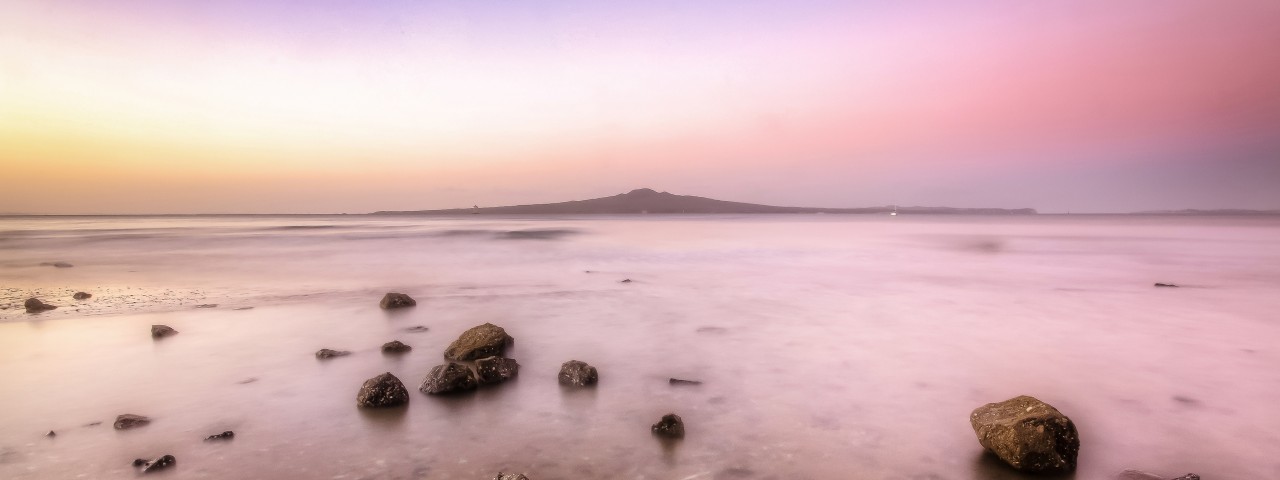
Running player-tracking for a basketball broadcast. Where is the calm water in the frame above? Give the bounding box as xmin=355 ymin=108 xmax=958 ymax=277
xmin=1 ymin=215 xmax=1278 ymax=479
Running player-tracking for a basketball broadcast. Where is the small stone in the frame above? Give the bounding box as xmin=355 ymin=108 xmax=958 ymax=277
xmin=114 ymin=414 xmax=151 ymax=430
xmin=40 ymin=261 xmax=73 ymax=268
xmin=24 ymin=297 xmax=57 ymax=313
xmin=619 ymin=279 xmax=633 ymax=283
xmin=970 ymin=395 xmax=1079 ymax=472
xmin=1117 ymin=471 xmax=1201 ymax=480
xmin=379 ymin=292 xmax=417 ymax=309
xmin=476 ymin=356 xmax=520 ymax=384
xmin=1154 ymin=283 xmax=1179 ymax=288
xmin=45 ymin=430 xmax=55 ymax=437
xmin=651 ymin=413 xmax=685 ymax=438
xmin=73 ymin=292 xmax=92 ymax=300
xmin=151 ymin=324 xmax=178 ymax=338
xmin=315 ymin=349 xmax=351 ymax=359
xmin=558 ymin=360 xmax=598 ymax=387
xmin=357 ymin=372 xmax=410 ymax=407
xmin=195 ymin=304 xmax=218 ymax=308
xmin=669 ymin=378 xmax=702 ymax=386
xmin=134 ymin=454 xmax=176 ymax=473
xmin=420 ymin=363 xmax=478 ymax=394
xmin=494 ymin=473 xmax=531 ymax=480
xmin=381 ymin=340 xmax=412 ymax=353
xmin=204 ymin=431 xmax=234 ymax=441
xmin=404 ymin=325 xmax=430 ymax=333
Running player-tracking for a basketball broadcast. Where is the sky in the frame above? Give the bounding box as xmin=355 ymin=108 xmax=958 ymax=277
xmin=2 ymin=0 xmax=1279 ymax=214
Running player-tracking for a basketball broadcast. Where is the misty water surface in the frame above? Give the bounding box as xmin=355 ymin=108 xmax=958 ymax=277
xmin=1 ymin=215 xmax=1278 ymax=479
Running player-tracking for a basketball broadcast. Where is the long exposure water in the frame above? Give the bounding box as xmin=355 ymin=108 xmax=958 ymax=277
xmin=1 ymin=214 xmax=1278 ymax=479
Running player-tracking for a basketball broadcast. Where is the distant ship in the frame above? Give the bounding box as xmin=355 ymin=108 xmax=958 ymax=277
xmin=890 ymin=205 xmax=898 ymax=216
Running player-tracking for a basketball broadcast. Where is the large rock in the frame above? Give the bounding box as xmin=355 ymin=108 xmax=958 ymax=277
xmin=970 ymin=395 xmax=1079 ymax=472
xmin=493 ymin=474 xmax=530 ymax=480
xmin=1118 ymin=471 xmax=1200 ymax=480
xmin=204 ymin=431 xmax=235 ymax=441
xmin=476 ymin=356 xmax=520 ymax=384
xmin=651 ymin=413 xmax=685 ymax=438
xmin=114 ymin=414 xmax=151 ymax=430
xmin=151 ymin=325 xmax=178 ymax=338
xmin=558 ymin=360 xmax=598 ymax=386
xmin=381 ymin=340 xmax=412 ymax=353
xmin=24 ymin=298 xmax=57 ymax=313
xmin=443 ymin=323 xmax=513 ymax=361
xmin=316 ymin=349 xmax=351 ymax=359
xmin=357 ymin=372 xmax=410 ymax=407
xmin=420 ymin=363 xmax=478 ymax=394
xmin=73 ymin=292 xmax=92 ymax=300
xmin=379 ymin=292 xmax=417 ymax=309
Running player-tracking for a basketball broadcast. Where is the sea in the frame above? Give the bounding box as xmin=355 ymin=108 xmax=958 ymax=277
xmin=1 ymin=214 xmax=1278 ymax=479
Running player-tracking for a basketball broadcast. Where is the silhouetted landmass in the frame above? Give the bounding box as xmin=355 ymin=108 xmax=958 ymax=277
xmin=374 ymin=188 xmax=1039 ymax=215
xmin=1133 ymin=209 xmax=1280 ymax=215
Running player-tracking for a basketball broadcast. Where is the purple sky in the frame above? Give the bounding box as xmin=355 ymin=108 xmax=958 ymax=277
xmin=2 ymin=0 xmax=1279 ymax=213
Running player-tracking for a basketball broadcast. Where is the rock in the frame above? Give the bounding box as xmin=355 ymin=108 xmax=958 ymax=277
xmin=357 ymin=372 xmax=410 ymax=407
xmin=83 ymin=421 xmax=102 ymax=427
xmin=133 ymin=454 xmax=176 ymax=473
xmin=45 ymin=430 xmax=55 ymax=437
xmin=195 ymin=304 xmax=218 ymax=308
xmin=420 ymin=363 xmax=478 ymax=394
xmin=651 ymin=413 xmax=685 ymax=438
xmin=620 ymin=279 xmax=633 ymax=283
xmin=315 ymin=349 xmax=351 ymax=359
xmin=1117 ymin=471 xmax=1200 ymax=480
xmin=558 ymin=360 xmax=598 ymax=386
xmin=695 ymin=326 xmax=728 ymax=334
xmin=24 ymin=297 xmax=57 ymax=313
xmin=73 ymin=292 xmax=92 ymax=300
xmin=151 ymin=324 xmax=178 ymax=338
xmin=669 ymin=378 xmax=702 ymax=386
xmin=404 ymin=325 xmax=430 ymax=333
xmin=494 ymin=474 xmax=530 ymax=480
xmin=970 ymin=395 xmax=1079 ymax=473
xmin=443 ymin=323 xmax=513 ymax=361
xmin=1154 ymin=283 xmax=1180 ymax=288
xmin=476 ymin=356 xmax=520 ymax=384
xmin=379 ymin=292 xmax=417 ymax=309
xmin=114 ymin=414 xmax=151 ymax=430
xmin=40 ymin=261 xmax=73 ymax=268
xmin=204 ymin=431 xmax=235 ymax=441
xmin=381 ymin=340 xmax=412 ymax=353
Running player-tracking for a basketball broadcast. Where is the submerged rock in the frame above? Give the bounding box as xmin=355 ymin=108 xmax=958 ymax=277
xmin=669 ymin=378 xmax=702 ymax=386
xmin=443 ymin=323 xmax=513 ymax=361
xmin=476 ymin=356 xmax=520 ymax=384
xmin=151 ymin=324 xmax=178 ymax=338
xmin=970 ymin=395 xmax=1079 ymax=472
xmin=40 ymin=261 xmax=73 ymax=268
xmin=404 ymin=325 xmax=430 ymax=333
xmin=558 ymin=360 xmax=598 ymax=387
xmin=204 ymin=431 xmax=235 ymax=441
xmin=420 ymin=363 xmax=478 ymax=394
xmin=619 ymin=278 xmax=633 ymax=283
xmin=493 ymin=473 xmax=530 ymax=480
xmin=1118 ymin=471 xmax=1200 ymax=480
xmin=1154 ymin=283 xmax=1180 ymax=288
xmin=132 ymin=454 xmax=176 ymax=473
xmin=357 ymin=372 xmax=410 ymax=407
xmin=379 ymin=292 xmax=417 ymax=309
xmin=315 ymin=349 xmax=351 ymax=359
xmin=24 ymin=298 xmax=57 ymax=313
xmin=73 ymin=292 xmax=92 ymax=300
xmin=195 ymin=304 xmax=218 ymax=308
xmin=45 ymin=430 xmax=55 ymax=437
xmin=381 ymin=340 xmax=412 ymax=353
xmin=114 ymin=414 xmax=151 ymax=430
xmin=651 ymin=413 xmax=685 ymax=438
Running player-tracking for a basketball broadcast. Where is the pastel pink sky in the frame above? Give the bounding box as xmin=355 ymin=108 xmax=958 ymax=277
xmin=2 ymin=0 xmax=1278 ymax=213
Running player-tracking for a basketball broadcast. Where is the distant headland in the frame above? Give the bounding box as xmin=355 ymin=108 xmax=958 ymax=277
xmin=373 ymin=188 xmax=1040 ymax=215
